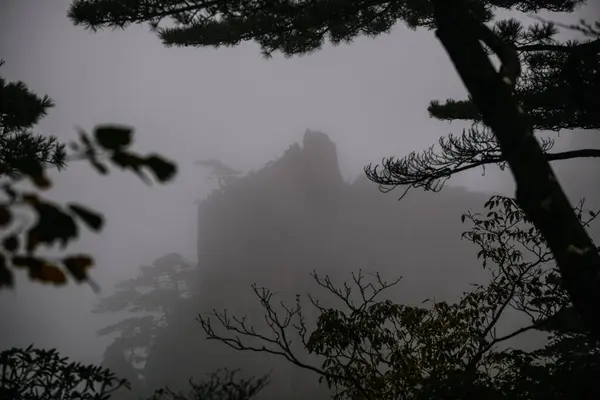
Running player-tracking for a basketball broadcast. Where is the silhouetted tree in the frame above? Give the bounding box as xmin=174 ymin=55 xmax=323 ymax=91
xmin=65 ymin=1 xmax=582 ymax=56
xmin=0 ymin=345 xmax=267 ymax=400
xmin=197 ymin=195 xmax=600 ymax=399
xmin=148 ymin=370 xmax=268 ymax=400
xmin=0 ymin=60 xmax=66 ymax=178
xmin=94 ymin=253 xmax=196 ymax=378
xmin=426 ymin=0 xmax=600 ymax=335
xmin=366 ymin=15 xmax=599 ymax=193
xmin=0 ymin=61 xmax=177 ymax=290
xmin=0 ymin=345 xmax=129 ymax=400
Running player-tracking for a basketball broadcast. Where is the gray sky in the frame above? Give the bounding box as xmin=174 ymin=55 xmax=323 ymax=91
xmin=0 ymin=0 xmax=594 ymax=365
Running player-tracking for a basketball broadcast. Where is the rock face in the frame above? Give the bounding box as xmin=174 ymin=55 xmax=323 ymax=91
xmin=143 ymin=130 xmax=495 ymax=399
xmin=301 ymin=129 xmax=344 ymax=184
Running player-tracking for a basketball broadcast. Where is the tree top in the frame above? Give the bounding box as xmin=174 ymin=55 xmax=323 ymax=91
xmin=68 ymin=0 xmax=586 ymax=57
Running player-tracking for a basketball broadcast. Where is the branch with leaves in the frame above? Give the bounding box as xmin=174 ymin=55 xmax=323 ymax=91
xmin=364 ymin=127 xmax=571 ymax=197
xmin=0 ymin=345 xmax=130 ymax=400
xmin=148 ymin=369 xmax=268 ymax=400
xmin=428 ymin=0 xmax=600 ymax=337
xmin=197 ymin=194 xmax=600 ymax=399
xmin=0 ymin=125 xmax=177 ymax=290
xmin=0 ymin=61 xmax=67 ymax=179
xmin=1 ymin=62 xmax=178 ymax=290
xmin=366 ymin=15 xmax=600 ymax=195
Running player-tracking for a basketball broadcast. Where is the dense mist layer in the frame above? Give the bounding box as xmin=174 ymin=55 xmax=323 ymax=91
xmin=129 ymin=130 xmax=530 ymax=399
xmin=1 ymin=1 xmax=599 ymax=399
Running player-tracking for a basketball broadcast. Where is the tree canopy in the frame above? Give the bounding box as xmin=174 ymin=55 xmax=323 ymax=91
xmin=366 ymin=15 xmax=599 ymax=194
xmin=0 ymin=345 xmax=129 ymax=400
xmin=94 ymin=253 xmax=196 ymax=382
xmin=67 ymin=0 xmax=584 ymax=57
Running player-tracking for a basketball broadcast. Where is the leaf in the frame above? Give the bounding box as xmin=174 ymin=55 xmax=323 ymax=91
xmin=68 ymin=204 xmax=104 ymax=231
xmin=29 ymin=173 xmax=52 ymax=190
xmin=110 ymin=151 xmax=149 ymax=183
xmin=12 ymin=255 xmax=66 ymax=285
xmin=111 ymin=151 xmax=143 ymax=168
xmin=29 ymin=263 xmax=67 ymax=285
xmin=2 ymin=236 xmax=19 ymax=252
xmin=63 ymin=255 xmax=94 ymax=282
xmin=144 ymin=155 xmax=177 ymax=183
xmin=0 ymin=206 xmax=12 ymax=226
xmin=26 ymin=201 xmax=78 ymax=251
xmin=26 ymin=230 xmax=41 ymax=252
xmin=94 ymin=125 xmax=133 ymax=150
xmin=14 ymin=159 xmax=50 ymax=189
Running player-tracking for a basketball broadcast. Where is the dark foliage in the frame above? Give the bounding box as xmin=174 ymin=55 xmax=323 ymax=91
xmin=365 ymin=126 xmax=560 ymax=195
xmin=67 ymin=0 xmax=582 ymax=57
xmin=148 ymin=369 xmax=268 ymax=400
xmin=0 ymin=345 xmax=129 ymax=400
xmin=0 ymin=346 xmax=267 ymax=400
xmin=426 ymin=0 xmax=600 ymax=336
xmin=0 ymin=124 xmax=177 ymax=290
xmin=0 ymin=60 xmax=66 ymax=178
xmin=366 ymin=16 xmax=599 ymax=193
xmin=0 ymin=63 xmax=178 ymax=290
xmin=198 ymin=194 xmax=600 ymax=399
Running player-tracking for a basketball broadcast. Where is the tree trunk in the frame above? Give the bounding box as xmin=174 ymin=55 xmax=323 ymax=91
xmin=431 ymin=0 xmax=600 ymax=336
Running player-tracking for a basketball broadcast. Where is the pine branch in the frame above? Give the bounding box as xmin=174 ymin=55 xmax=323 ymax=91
xmin=432 ymin=0 xmax=600 ymax=337
xmin=69 ymin=0 xmax=583 ymax=57
xmin=366 ymin=124 xmax=600 ymax=195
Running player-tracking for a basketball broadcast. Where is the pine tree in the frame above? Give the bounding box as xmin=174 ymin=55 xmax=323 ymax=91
xmin=67 ymin=1 xmax=597 ymax=191
xmin=94 ymin=253 xmax=196 ymax=380
xmin=0 ymin=60 xmax=66 ymax=178
xmin=366 ymin=16 xmax=599 ymax=194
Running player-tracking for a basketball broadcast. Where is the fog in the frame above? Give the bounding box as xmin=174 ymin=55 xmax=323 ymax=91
xmin=0 ymin=0 xmax=598 ymax=398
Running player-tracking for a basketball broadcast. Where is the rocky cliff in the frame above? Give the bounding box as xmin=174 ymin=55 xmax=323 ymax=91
xmin=143 ymin=130 xmax=495 ymax=399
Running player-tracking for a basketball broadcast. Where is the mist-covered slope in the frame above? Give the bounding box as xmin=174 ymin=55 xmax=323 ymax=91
xmin=143 ymin=130 xmax=495 ymax=399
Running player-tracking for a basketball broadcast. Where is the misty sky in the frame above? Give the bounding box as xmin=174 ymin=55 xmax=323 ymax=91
xmin=0 ymin=0 xmax=595 ymax=366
